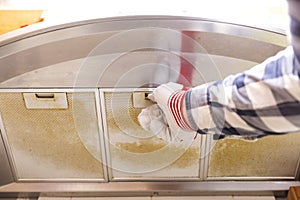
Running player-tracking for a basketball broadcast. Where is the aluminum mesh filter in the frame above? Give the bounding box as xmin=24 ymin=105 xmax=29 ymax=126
xmin=208 ymin=134 xmax=300 ymax=178
xmin=103 ymin=92 xmax=201 ymax=179
xmin=0 ymin=92 xmax=104 ymax=180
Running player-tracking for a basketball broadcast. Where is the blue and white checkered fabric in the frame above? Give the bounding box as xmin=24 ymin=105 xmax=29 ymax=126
xmin=184 ymin=6 xmax=300 ymax=140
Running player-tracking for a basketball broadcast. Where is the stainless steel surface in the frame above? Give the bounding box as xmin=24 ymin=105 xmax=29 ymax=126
xmin=199 ymin=134 xmax=207 ymax=180
xmin=0 ymin=181 xmax=300 ymax=196
xmin=0 ymin=16 xmax=287 ymax=88
xmin=132 ymin=92 xmax=154 ymax=108
xmin=201 ymin=134 xmax=211 ymax=180
xmin=0 ymin=129 xmax=14 ymax=186
xmin=0 ymin=16 xmax=287 ymax=47
xmin=95 ymin=89 xmax=110 ymax=183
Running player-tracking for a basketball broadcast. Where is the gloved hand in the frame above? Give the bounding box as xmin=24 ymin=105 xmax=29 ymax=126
xmin=138 ymin=104 xmax=172 ymax=141
xmin=138 ymin=82 xmax=193 ymax=141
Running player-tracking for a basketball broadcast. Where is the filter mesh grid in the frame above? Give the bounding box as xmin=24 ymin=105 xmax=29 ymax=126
xmin=208 ymin=134 xmax=300 ymax=178
xmin=0 ymin=92 xmax=104 ymax=180
xmin=104 ymin=92 xmax=201 ymax=179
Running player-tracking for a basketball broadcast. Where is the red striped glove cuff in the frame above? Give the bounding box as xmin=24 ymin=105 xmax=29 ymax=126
xmin=169 ymin=90 xmax=193 ymax=131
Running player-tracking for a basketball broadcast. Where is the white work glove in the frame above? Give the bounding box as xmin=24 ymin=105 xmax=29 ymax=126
xmin=138 ymin=82 xmax=193 ymax=141
xmin=138 ymin=104 xmax=172 ymax=141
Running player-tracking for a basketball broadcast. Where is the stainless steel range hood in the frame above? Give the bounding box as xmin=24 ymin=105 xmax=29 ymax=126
xmin=0 ymin=16 xmax=299 ymax=197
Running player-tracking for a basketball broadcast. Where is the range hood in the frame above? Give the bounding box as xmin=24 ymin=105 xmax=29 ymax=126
xmin=0 ymin=16 xmax=299 ymax=197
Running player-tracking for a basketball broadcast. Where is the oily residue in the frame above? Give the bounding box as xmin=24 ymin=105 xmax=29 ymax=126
xmin=0 ymin=92 xmax=104 ymax=179
xmin=104 ymin=92 xmax=201 ymax=176
xmin=172 ymin=147 xmax=199 ymax=168
xmin=115 ymin=140 xmax=165 ymax=153
xmin=105 ymin=92 xmax=141 ymax=127
xmin=115 ymin=140 xmax=199 ymax=169
xmin=208 ymin=134 xmax=300 ymax=177
xmin=105 ymin=92 xmax=151 ymax=138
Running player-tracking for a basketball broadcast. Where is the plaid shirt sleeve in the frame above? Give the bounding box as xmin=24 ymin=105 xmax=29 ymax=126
xmin=184 ymin=1 xmax=300 ymax=139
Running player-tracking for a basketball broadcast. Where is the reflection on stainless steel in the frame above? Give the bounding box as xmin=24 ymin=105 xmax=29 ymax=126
xmin=0 ymin=16 xmax=287 ymax=88
xmin=1 ymin=181 xmax=300 ymax=197
xmin=0 ymin=16 xmax=299 ymax=195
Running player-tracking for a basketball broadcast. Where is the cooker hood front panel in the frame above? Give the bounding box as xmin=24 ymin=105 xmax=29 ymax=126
xmin=0 ymin=17 xmax=298 ymax=193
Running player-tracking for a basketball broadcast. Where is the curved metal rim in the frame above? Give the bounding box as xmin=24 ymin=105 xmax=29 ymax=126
xmin=0 ymin=15 xmax=287 ymax=47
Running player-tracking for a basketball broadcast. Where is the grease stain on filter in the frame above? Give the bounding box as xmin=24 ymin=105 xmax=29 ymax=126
xmin=0 ymin=92 xmax=104 ymax=179
xmin=104 ymin=92 xmax=201 ymax=177
xmin=115 ymin=140 xmax=199 ymax=169
xmin=208 ymin=134 xmax=300 ymax=177
xmin=115 ymin=140 xmax=165 ymax=153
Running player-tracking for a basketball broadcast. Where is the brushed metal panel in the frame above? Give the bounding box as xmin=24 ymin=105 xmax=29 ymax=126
xmin=0 ymin=129 xmax=14 ymax=186
xmin=0 ymin=91 xmax=105 ymax=181
xmin=0 ymin=52 xmax=256 ymax=89
xmin=0 ymin=17 xmax=287 ymax=88
xmin=1 ymin=181 xmax=300 ymax=195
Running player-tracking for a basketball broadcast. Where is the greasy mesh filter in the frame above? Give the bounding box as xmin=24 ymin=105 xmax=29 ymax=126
xmin=105 ymin=92 xmax=153 ymax=139
xmin=208 ymin=134 xmax=300 ymax=178
xmin=0 ymin=92 xmax=104 ymax=180
xmin=104 ymin=92 xmax=201 ymax=178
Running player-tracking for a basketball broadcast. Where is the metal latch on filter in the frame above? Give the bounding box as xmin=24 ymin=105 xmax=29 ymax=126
xmin=23 ymin=92 xmax=68 ymax=109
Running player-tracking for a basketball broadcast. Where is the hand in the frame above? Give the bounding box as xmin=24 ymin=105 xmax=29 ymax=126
xmin=138 ymin=104 xmax=172 ymax=141
xmin=138 ymin=82 xmax=193 ymax=141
